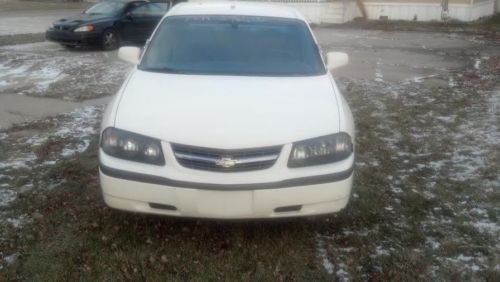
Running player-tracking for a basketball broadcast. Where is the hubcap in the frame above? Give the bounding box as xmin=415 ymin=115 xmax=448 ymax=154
xmin=104 ymin=32 xmax=115 ymax=47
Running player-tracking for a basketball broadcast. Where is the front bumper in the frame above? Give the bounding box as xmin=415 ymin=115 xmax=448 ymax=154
xmin=99 ymin=165 xmax=353 ymax=219
xmin=45 ymin=28 xmax=101 ymax=46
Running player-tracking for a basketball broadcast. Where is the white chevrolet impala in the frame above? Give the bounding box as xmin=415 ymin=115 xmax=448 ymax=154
xmin=99 ymin=2 xmax=355 ymax=219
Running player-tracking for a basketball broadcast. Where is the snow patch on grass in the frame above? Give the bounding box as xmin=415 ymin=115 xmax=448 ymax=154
xmin=316 ymin=235 xmax=334 ymax=275
xmin=4 ymin=253 xmax=18 ymax=265
xmin=374 ymin=60 xmax=384 ymax=82
xmin=0 ymin=132 xmax=8 ymax=140
xmin=444 ymin=255 xmax=485 ymax=273
xmin=0 ymin=252 xmax=18 ymax=270
xmin=0 ymin=105 xmax=103 ymax=232
xmin=471 ymin=221 xmax=500 ymax=235
xmin=0 ymin=189 xmax=16 ymax=207
xmin=5 ymin=214 xmax=30 ymax=229
xmin=0 ymin=42 xmax=130 ymax=100
xmin=0 ymin=105 xmax=101 ymax=172
xmin=474 ymin=58 xmax=481 ymax=70
xmin=315 ymin=234 xmax=352 ymax=280
xmin=54 ymin=105 xmax=100 ymax=158
xmin=372 ymin=245 xmax=391 ymax=257
xmin=0 ymin=154 xmax=36 ymax=170
xmin=425 ymin=237 xmax=441 ymax=250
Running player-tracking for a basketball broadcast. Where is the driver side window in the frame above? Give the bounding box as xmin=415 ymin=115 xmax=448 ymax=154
xmin=130 ymin=3 xmax=168 ymax=18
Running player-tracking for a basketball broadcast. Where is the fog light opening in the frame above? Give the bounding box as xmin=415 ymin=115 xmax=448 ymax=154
xmin=274 ymin=205 xmax=302 ymax=213
xmin=149 ymin=203 xmax=177 ymax=211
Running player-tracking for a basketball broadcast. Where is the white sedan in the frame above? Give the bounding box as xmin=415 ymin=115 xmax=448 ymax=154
xmin=99 ymin=2 xmax=355 ymax=219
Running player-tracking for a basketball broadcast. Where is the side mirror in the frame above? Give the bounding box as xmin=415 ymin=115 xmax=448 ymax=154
xmin=326 ymin=52 xmax=349 ymax=71
xmin=124 ymin=12 xmax=133 ymax=20
xmin=118 ymin=46 xmax=141 ymax=64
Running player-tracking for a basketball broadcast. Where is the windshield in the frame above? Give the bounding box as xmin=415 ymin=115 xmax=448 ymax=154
xmin=84 ymin=2 xmax=125 ymax=15
xmin=139 ymin=16 xmax=326 ymax=76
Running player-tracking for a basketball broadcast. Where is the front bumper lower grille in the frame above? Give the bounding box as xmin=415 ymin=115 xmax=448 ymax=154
xmin=171 ymin=144 xmax=282 ymax=172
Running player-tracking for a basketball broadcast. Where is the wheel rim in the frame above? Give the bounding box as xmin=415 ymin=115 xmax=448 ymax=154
xmin=103 ymin=31 xmax=116 ymax=48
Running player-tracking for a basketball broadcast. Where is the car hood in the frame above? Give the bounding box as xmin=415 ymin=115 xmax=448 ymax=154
xmin=114 ymin=70 xmax=340 ymax=149
xmin=53 ymin=13 xmax=114 ymax=28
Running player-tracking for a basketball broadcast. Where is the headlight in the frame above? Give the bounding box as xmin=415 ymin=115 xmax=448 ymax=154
xmin=74 ymin=25 xmax=94 ymax=32
xmin=288 ymin=132 xmax=353 ymax=167
xmin=101 ymin=127 xmax=165 ymax=165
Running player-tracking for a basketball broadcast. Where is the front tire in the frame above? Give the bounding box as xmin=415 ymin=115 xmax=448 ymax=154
xmin=101 ymin=29 xmax=119 ymax=51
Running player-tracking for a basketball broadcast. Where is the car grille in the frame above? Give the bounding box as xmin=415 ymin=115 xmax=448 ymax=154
xmin=54 ymin=25 xmax=70 ymax=31
xmin=171 ymin=144 xmax=282 ymax=172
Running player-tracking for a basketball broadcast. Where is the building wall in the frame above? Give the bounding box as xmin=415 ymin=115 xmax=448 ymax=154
xmin=363 ymin=0 xmax=495 ymax=21
xmin=283 ymin=1 xmax=346 ymax=24
xmin=189 ymin=0 xmax=496 ymax=22
xmin=363 ymin=0 xmax=469 ymax=3
xmin=230 ymin=0 xmax=350 ymax=24
xmin=469 ymin=0 xmax=496 ymax=19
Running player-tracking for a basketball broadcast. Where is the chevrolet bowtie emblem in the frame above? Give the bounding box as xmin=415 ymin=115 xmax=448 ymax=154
xmin=215 ymin=157 xmax=239 ymax=168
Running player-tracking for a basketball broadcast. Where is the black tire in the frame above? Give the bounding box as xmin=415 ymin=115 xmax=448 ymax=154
xmin=101 ymin=29 xmax=119 ymax=51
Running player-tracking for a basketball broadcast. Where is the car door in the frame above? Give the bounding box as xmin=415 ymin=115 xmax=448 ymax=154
xmin=120 ymin=2 xmax=169 ymax=44
xmin=117 ymin=1 xmax=144 ymax=43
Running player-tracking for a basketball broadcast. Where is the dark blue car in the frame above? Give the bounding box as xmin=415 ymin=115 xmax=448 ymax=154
xmin=46 ymin=0 xmax=171 ymax=50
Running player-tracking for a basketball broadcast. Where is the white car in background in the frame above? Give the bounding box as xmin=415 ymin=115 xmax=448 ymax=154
xmin=99 ymin=2 xmax=354 ymax=219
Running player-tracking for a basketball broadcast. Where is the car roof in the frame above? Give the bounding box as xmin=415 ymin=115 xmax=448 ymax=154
xmin=99 ymin=0 xmax=147 ymax=3
xmin=167 ymin=2 xmax=305 ymax=21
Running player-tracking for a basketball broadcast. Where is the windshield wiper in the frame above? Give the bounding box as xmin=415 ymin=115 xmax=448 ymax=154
xmin=140 ymin=67 xmax=183 ymax=74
